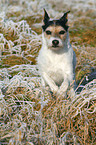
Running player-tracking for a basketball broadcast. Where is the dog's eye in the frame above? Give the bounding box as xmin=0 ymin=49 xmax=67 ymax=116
xmin=45 ymin=30 xmax=52 ymax=35
xmin=59 ymin=30 xmax=65 ymax=35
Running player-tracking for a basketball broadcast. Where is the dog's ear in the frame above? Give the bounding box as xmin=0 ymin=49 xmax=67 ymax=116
xmin=60 ymin=11 xmax=70 ymax=24
xmin=43 ymin=9 xmax=50 ymax=24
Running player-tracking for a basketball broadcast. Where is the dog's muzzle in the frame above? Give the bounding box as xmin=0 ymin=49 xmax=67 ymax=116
xmin=52 ymin=39 xmax=59 ymax=47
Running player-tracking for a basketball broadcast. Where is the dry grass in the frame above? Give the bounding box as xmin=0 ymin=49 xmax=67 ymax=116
xmin=0 ymin=0 xmax=96 ymax=144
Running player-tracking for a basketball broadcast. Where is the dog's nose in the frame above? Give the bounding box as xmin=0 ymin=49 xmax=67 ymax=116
xmin=52 ymin=40 xmax=59 ymax=46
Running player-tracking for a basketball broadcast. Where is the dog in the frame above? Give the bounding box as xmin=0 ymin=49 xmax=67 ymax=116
xmin=37 ymin=9 xmax=76 ymax=97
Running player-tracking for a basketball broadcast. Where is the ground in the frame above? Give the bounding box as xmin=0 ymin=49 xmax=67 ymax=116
xmin=0 ymin=0 xmax=96 ymax=144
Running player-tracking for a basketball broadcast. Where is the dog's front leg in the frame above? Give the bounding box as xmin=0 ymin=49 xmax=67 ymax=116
xmin=42 ymin=72 xmax=59 ymax=93
xmin=57 ymin=77 xmax=76 ymax=98
xmin=68 ymin=79 xmax=76 ymax=98
xmin=57 ymin=77 xmax=69 ymax=96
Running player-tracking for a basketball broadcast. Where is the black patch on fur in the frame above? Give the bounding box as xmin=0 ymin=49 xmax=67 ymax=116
xmin=42 ymin=19 xmax=69 ymax=31
xmin=43 ymin=9 xmax=50 ymax=24
xmin=55 ymin=19 xmax=69 ymax=31
xmin=42 ymin=10 xmax=70 ymax=32
xmin=42 ymin=21 xmax=54 ymax=31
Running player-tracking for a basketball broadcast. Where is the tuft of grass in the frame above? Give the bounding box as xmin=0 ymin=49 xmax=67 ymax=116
xmin=70 ymin=17 xmax=96 ymax=47
xmin=24 ymin=15 xmax=42 ymax=34
xmin=0 ymin=78 xmax=96 ymax=144
xmin=2 ymin=55 xmax=29 ymax=67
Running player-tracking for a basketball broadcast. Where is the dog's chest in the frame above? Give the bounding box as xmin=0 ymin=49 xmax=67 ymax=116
xmin=44 ymin=52 xmax=71 ymax=85
xmin=48 ymin=64 xmax=64 ymax=85
xmin=46 ymin=51 xmax=71 ymax=71
xmin=38 ymin=46 xmax=73 ymax=85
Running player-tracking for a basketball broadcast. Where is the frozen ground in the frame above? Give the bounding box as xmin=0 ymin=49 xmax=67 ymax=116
xmin=0 ymin=0 xmax=96 ymax=144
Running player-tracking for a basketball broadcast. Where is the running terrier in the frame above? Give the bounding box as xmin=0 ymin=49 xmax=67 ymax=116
xmin=37 ymin=9 xmax=76 ymax=97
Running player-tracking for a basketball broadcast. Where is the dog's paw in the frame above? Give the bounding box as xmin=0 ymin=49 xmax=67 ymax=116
xmin=56 ymin=89 xmax=67 ymax=97
xmin=58 ymin=86 xmax=68 ymax=95
xmin=51 ymin=85 xmax=59 ymax=94
xmin=68 ymin=88 xmax=76 ymax=99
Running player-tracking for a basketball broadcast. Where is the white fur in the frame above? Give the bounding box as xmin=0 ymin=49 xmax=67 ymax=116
xmin=37 ymin=32 xmax=76 ymax=97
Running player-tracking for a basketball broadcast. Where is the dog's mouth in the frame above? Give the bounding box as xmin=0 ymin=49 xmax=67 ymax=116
xmin=52 ymin=46 xmax=59 ymax=48
xmin=51 ymin=45 xmax=62 ymax=50
xmin=49 ymin=45 xmax=62 ymax=51
xmin=52 ymin=45 xmax=59 ymax=48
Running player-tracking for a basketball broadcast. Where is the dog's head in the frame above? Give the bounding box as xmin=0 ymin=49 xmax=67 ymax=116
xmin=42 ymin=9 xmax=70 ymax=50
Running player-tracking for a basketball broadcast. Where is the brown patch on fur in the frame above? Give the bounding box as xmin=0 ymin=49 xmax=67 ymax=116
xmin=44 ymin=25 xmax=67 ymax=40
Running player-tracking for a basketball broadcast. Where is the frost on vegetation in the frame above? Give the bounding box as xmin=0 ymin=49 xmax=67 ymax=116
xmin=0 ymin=63 xmax=96 ymax=144
xmin=48 ymin=0 xmax=96 ymax=11
xmin=0 ymin=33 xmax=14 ymax=53
xmin=0 ymin=79 xmax=96 ymax=144
xmin=0 ymin=18 xmax=41 ymax=66
xmin=0 ymin=0 xmax=96 ymax=144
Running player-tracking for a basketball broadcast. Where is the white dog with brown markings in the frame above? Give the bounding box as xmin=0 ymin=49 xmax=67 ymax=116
xmin=37 ymin=9 xmax=76 ymax=97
